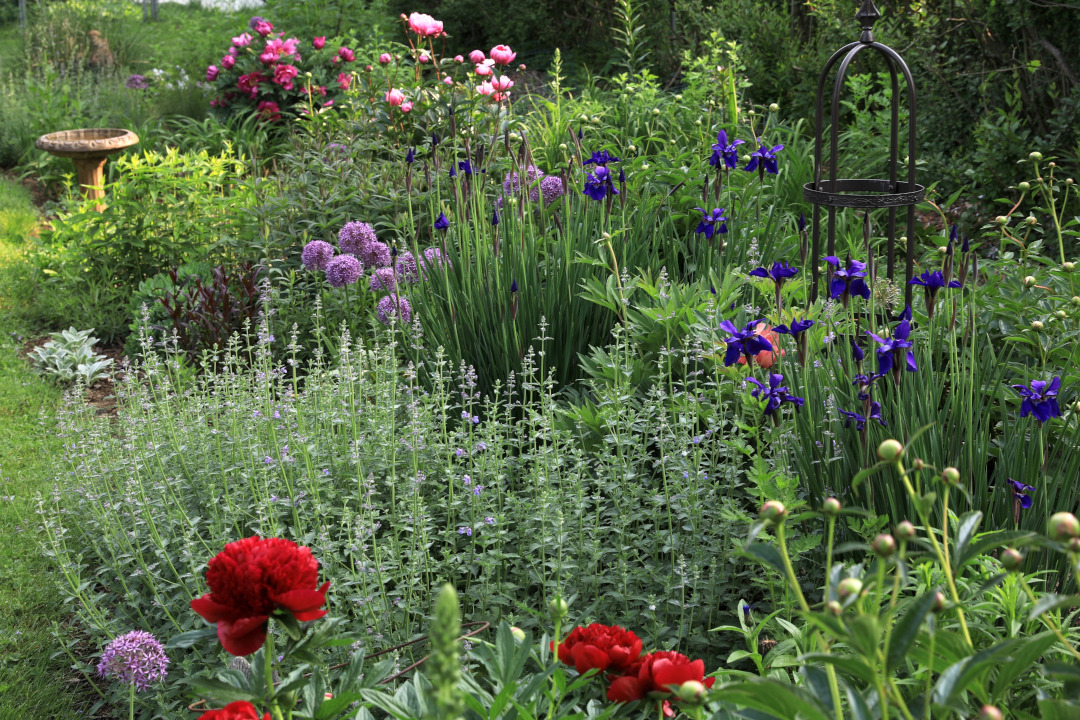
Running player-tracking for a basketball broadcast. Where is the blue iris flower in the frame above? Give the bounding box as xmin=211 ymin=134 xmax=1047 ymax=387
xmin=1006 ymin=478 xmax=1035 ymax=509
xmin=434 ymin=212 xmax=450 ymax=231
xmin=774 ymin=318 xmax=814 ymax=337
xmin=851 ymin=338 xmax=864 ymax=363
xmin=491 ymin=208 xmax=499 ymax=226
xmin=583 ymin=150 xmax=620 ymax=167
xmin=719 ymin=319 xmax=772 ymax=366
xmin=824 ymin=256 xmax=871 ymax=304
xmin=583 ymin=165 xmax=618 ymax=201
xmin=695 ymin=207 xmax=728 ymax=239
xmin=747 ymin=373 xmax=805 ymax=416
xmin=744 ymin=143 xmax=784 ymax=175
xmin=1011 ymin=376 xmax=1062 ymax=423
xmin=867 ymin=319 xmax=918 ymax=378
xmin=839 ymin=402 xmax=886 ymax=431
xmin=749 ymin=262 xmax=800 ymax=287
xmin=405 ymin=147 xmax=415 ymax=164
xmin=458 ymin=159 xmax=473 ymax=176
xmin=709 ymin=130 xmax=744 ymax=170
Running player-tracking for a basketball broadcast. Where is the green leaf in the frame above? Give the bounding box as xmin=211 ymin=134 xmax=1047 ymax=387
xmin=992 ymin=632 xmax=1057 ymax=701
xmin=174 ymin=676 xmax=256 ymax=703
xmin=1028 ymin=594 xmax=1080 ymax=623
xmin=887 ymin=592 xmax=939 ymax=672
xmin=952 ymin=511 xmax=984 ymax=569
xmin=932 ymin=639 xmax=1019 ymax=707
xmin=743 ymin=542 xmax=786 ymax=575
xmin=714 ymin=678 xmax=832 ymax=720
xmin=164 ymin=625 xmax=218 ymax=649
xmin=842 ymin=679 xmax=874 ymax=720
xmin=799 ymin=653 xmax=876 ymax=685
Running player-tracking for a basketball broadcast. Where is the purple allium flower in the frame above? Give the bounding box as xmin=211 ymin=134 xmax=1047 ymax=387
xmin=503 ymin=165 xmax=543 ymax=196
xmin=694 ymin=207 xmax=728 ymax=239
xmin=359 ymin=241 xmax=392 ymax=268
xmin=370 ymin=267 xmax=397 ymax=292
xmin=824 ymin=256 xmax=871 ymax=304
xmin=583 ymin=166 xmax=618 ymax=202
xmin=326 ymin=255 xmax=363 ymax=287
xmin=434 ymin=212 xmax=450 ymax=231
xmin=97 ymin=631 xmax=169 ymax=692
xmin=718 ymin=318 xmax=772 ymax=366
xmin=421 ymin=247 xmax=451 ymax=275
xmin=395 ymin=251 xmax=419 ymax=284
xmin=1006 ymin=478 xmax=1035 ymax=509
xmin=376 ymin=295 xmax=412 ymax=325
xmin=540 ymin=175 xmax=565 ymax=206
xmin=867 ymin=320 xmax=917 ymax=380
xmin=125 ymin=74 xmax=149 ymax=90
xmin=744 ymin=142 xmax=784 ymax=175
xmin=248 ymin=15 xmax=265 ymax=29
xmin=338 ymin=221 xmax=378 ymax=257
xmin=709 ymin=130 xmax=744 ymax=170
xmin=1011 ymin=376 xmax=1062 ymax=423
xmin=301 ymin=240 xmax=335 ymax=271
xmin=746 ymin=373 xmax=804 ymax=416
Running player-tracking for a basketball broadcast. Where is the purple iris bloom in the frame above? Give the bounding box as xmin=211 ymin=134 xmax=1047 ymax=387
xmin=824 ymin=256 xmax=871 ymax=305
xmin=448 ymin=165 xmax=457 ymax=178
xmin=458 ymin=159 xmax=473 ymax=176
xmin=949 ymin=224 xmax=959 ymax=243
xmin=1011 ymin=376 xmax=1062 ymax=423
xmin=774 ymin=318 xmax=814 ymax=337
xmin=839 ymin=402 xmax=886 ymax=431
xmin=852 ymin=372 xmax=883 ymax=401
xmin=851 ymin=338 xmax=864 ymax=363
xmin=744 ymin=143 xmax=784 ymax=175
xmin=893 ymin=305 xmax=912 ymax=322
xmin=583 ymin=165 xmax=618 ymax=201
xmin=798 ymin=213 xmax=807 ymax=233
xmin=695 ymin=207 xmax=728 ymax=239
xmin=867 ymin=319 xmax=917 ymax=380
xmin=1006 ymin=478 xmax=1035 ymax=509
xmin=434 ymin=212 xmax=450 ymax=231
xmin=749 ymin=262 xmax=799 ymax=286
xmin=719 ymin=319 xmax=772 ymax=366
xmin=583 ymin=150 xmax=620 ymax=167
xmin=746 ymin=373 xmax=804 ymax=416
xmin=405 ymin=147 xmax=415 ymax=164
xmin=910 ymin=270 xmax=962 ymax=319
xmin=492 ymin=208 xmax=499 ymax=226
xmin=709 ymin=130 xmax=744 ymax=170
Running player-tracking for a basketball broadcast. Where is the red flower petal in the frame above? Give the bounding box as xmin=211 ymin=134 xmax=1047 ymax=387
xmin=191 ymin=594 xmax=233 ymax=623
xmin=653 ymin=658 xmax=704 ymax=690
xmin=662 ymin=700 xmax=675 ymax=717
xmin=272 ymin=582 xmax=329 ymax=617
xmin=704 ymin=676 xmax=716 ymax=689
xmin=607 ymin=676 xmax=646 ymax=702
xmin=573 ymin=644 xmax=611 ymax=674
xmin=201 ymin=700 xmax=271 ymax=720
xmin=217 ymin=615 xmax=269 ymax=656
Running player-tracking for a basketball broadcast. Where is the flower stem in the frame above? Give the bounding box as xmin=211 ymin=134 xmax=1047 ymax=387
xmin=129 ymin=682 xmax=134 ymax=720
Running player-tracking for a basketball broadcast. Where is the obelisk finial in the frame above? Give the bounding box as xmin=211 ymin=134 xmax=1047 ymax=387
xmin=856 ymin=0 xmax=881 ymax=43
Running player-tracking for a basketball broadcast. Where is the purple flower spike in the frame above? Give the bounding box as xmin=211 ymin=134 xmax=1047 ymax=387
xmin=97 ymin=631 xmax=169 ymax=692
xmin=1011 ymin=376 xmax=1062 ymax=423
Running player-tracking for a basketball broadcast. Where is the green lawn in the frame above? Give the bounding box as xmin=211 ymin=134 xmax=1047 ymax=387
xmin=0 ymin=177 xmax=100 ymax=719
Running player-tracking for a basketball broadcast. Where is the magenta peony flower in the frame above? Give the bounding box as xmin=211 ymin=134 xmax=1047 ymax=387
xmin=376 ymin=295 xmax=412 ymax=324
xmin=401 ymin=101 xmax=413 ymax=112
xmin=313 ymin=36 xmax=326 ymax=49
xmin=453 ymin=54 xmax=464 ymax=63
xmin=385 ymin=88 xmax=404 ymax=106
xmin=206 ymin=65 xmax=219 ymax=82
xmin=338 ymin=47 xmax=355 ymax=62
xmin=474 ymin=60 xmax=494 ymax=76
xmin=337 ymin=72 xmax=352 ymax=90
xmin=273 ymin=64 xmax=298 ymax=90
xmin=232 ymin=32 xmax=253 ymax=47
xmin=379 ymin=52 xmax=392 ymax=65
xmin=301 ymin=240 xmax=335 ymax=270
xmin=256 ymin=101 xmax=281 ymax=122
xmin=254 ymin=20 xmax=273 ymax=37
xmin=221 ymin=54 xmax=236 ymax=70
xmin=326 ymin=255 xmax=363 ymax=287
xmin=490 ymin=45 xmax=516 ymax=65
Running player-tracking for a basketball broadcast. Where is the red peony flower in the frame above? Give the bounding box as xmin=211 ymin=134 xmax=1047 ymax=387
xmin=736 ymin=322 xmax=785 ymax=369
xmin=202 ymin=701 xmax=271 ymax=720
xmin=256 ymin=101 xmax=282 ymax=122
xmin=551 ymin=624 xmax=642 ymax=675
xmin=606 ymin=651 xmax=715 ymax=702
xmin=190 ymin=537 xmax=330 ymax=656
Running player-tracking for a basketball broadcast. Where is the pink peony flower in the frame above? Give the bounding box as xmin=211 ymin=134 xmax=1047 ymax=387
xmin=254 ymin=20 xmax=273 ymax=37
xmin=385 ymin=88 xmax=405 ymax=106
xmin=474 ymin=60 xmax=494 ymax=76
xmin=379 ymin=53 xmax=392 ymax=65
xmin=227 ymin=47 xmax=239 ymax=57
xmin=221 ymin=54 xmax=235 ymax=70
xmin=338 ymin=47 xmax=355 ymax=62
xmin=337 ymin=72 xmax=351 ymax=90
xmin=237 ymin=72 xmax=264 ymax=94
xmin=407 ymin=12 xmax=443 ymax=37
xmin=256 ymin=100 xmax=281 ymax=121
xmin=477 ymin=81 xmax=495 ymax=97
xmin=323 ymin=99 xmax=334 ymax=107
xmin=206 ymin=65 xmax=219 ymax=82
xmin=453 ymin=54 xmax=464 ymax=63
xmin=313 ymin=36 xmax=326 ymax=49
xmin=273 ymin=63 xmax=299 ymax=90
xmin=418 ymin=53 xmax=429 ymax=63
xmin=490 ymin=45 xmax=516 ymax=65
xmin=232 ymin=32 xmax=253 ymax=47
xmin=364 ymin=64 xmax=373 ymax=71
xmin=468 ymin=49 xmax=486 ymax=64
xmin=491 ymin=75 xmax=514 ymax=92
xmin=401 ymin=101 xmax=413 ymax=113
xmin=443 ymin=76 xmax=453 ymax=85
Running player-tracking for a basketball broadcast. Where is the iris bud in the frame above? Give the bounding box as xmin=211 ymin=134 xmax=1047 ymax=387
xmin=760 ymin=500 xmax=787 ymax=523
xmin=1048 ymin=512 xmax=1080 ymax=541
xmin=942 ymin=467 xmax=961 ymax=485
xmin=1031 ymin=320 xmax=1044 ymax=331
xmin=1065 ymin=262 xmax=1075 ymax=272
xmin=1018 ymin=181 xmax=1031 ymax=191
xmin=877 ymin=439 xmax=903 ymax=463
xmin=1001 ymin=548 xmax=1023 ymax=571
xmin=826 ymin=600 xmax=843 ymax=616
xmin=872 ymin=534 xmax=897 ymax=558
xmin=822 ymin=497 xmax=842 ymax=516
xmin=1029 ymin=151 xmax=1043 ymax=161
xmin=837 ymin=578 xmax=863 ymax=600
xmin=978 ymin=706 xmax=1004 ymax=720
xmin=676 ymin=680 xmax=707 ymax=704
xmin=769 ymin=103 xmax=779 ymax=112
xmin=894 ymin=521 xmax=916 ymax=540
xmin=548 ymin=596 xmax=569 ymax=621
xmin=1023 ymin=276 xmax=1037 ymax=287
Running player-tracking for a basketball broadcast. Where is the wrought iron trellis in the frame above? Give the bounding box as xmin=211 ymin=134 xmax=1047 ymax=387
xmin=805 ymin=0 xmax=925 ymax=306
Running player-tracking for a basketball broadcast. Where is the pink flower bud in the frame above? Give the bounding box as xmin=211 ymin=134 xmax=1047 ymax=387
xmin=313 ymin=36 xmax=326 ymax=49
xmin=385 ymin=88 xmax=405 ymax=106
xmin=419 ymin=53 xmax=430 ymax=63
xmin=443 ymin=76 xmax=453 ymax=85
xmin=379 ymin=53 xmax=392 ymax=65
xmin=468 ymin=49 xmax=486 ymax=64
xmin=453 ymin=55 xmax=464 ymax=63
xmin=401 ymin=101 xmax=413 ymax=112
xmin=221 ymin=55 xmax=235 ymax=70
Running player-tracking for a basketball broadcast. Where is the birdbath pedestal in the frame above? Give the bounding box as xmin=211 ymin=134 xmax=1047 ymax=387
xmin=35 ymin=128 xmax=139 ymax=211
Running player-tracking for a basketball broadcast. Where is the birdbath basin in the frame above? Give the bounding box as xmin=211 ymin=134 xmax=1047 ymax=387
xmin=35 ymin=128 xmax=139 ymax=210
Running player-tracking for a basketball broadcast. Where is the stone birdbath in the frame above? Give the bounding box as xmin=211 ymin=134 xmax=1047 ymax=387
xmin=35 ymin=128 xmax=140 ymax=211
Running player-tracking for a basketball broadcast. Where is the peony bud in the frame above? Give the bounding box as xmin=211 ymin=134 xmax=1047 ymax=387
xmin=941 ymin=467 xmax=961 ymax=485
xmin=1067 ymin=178 xmax=1074 ymax=186
xmin=548 ymin=596 xmax=569 ymax=621
xmin=1026 ymin=215 xmax=1038 ymax=226
xmin=877 ymin=439 xmax=903 ymax=463
xmin=769 ymin=103 xmax=779 ymax=112
xmin=913 ymin=458 xmax=925 ymax=471
xmin=1032 ymin=320 xmax=1044 ymax=331
xmin=510 ymin=626 xmax=526 ymax=642
xmin=826 ymin=600 xmax=843 ymax=616
xmin=1048 ymin=512 xmax=1080 ymax=541
xmin=995 ymin=215 xmax=1008 ymax=225
xmin=978 ymin=706 xmax=1004 ymax=720
xmin=838 ymin=577 xmax=863 ymax=600
xmin=894 ymin=521 xmax=916 ymax=541
xmin=872 ymin=534 xmax=897 ymax=558
xmin=760 ymin=500 xmax=787 ymax=524
xmin=1065 ymin=262 xmax=1076 ymax=272
xmin=1029 ymin=151 xmax=1043 ymax=161
xmin=1023 ymin=275 xmax=1037 ymax=287
xmin=1001 ymin=548 xmax=1023 ymax=571
xmin=1057 ymin=310 xmax=1068 ymax=319
xmin=822 ymin=497 xmax=842 ymax=516
xmin=1018 ymin=181 xmax=1031 ymax=191
xmin=676 ymin=680 xmax=707 ymax=704
xmin=1073 ymin=297 xmax=1080 ymax=306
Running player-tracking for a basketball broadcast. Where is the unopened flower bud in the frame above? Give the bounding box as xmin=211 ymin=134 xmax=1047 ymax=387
xmin=932 ymin=591 xmax=947 ymax=613
xmin=1070 ymin=537 xmax=1080 ymax=554
xmin=1018 ymin=181 xmax=1031 ymax=191
xmin=913 ymin=458 xmax=925 ymax=471
xmin=652 ymin=108 xmax=660 ymax=115
xmin=590 ymin=116 xmax=600 ymax=124
xmin=676 ymin=680 xmax=707 ymax=704
xmin=628 ymin=145 xmax=637 ymax=152
xmin=894 ymin=521 xmax=916 ymax=541
xmin=877 ymin=439 xmax=903 ymax=463
xmin=1073 ymin=296 xmax=1080 ymax=306
xmin=822 ymin=497 xmax=842 ymax=516
xmin=1031 ymin=320 xmax=1044 ymax=331
xmin=1065 ymin=262 xmax=1076 ymax=272
xmin=1048 ymin=512 xmax=1080 ymax=541
xmin=872 ymin=534 xmax=897 ymax=557
xmin=1001 ymin=548 xmax=1023 ymax=571
xmin=1026 ymin=215 xmax=1038 ymax=226
xmin=695 ymin=119 xmax=702 ymax=125
xmin=1023 ymin=276 xmax=1037 ymax=287
xmin=1067 ymin=178 xmax=1074 ymax=186
xmin=1049 ymin=162 xmax=1057 ymax=168
xmin=838 ymin=577 xmax=863 ymax=600
xmin=826 ymin=600 xmax=843 ymax=616
xmin=760 ymin=500 xmax=787 ymax=523
xmin=518 ymin=63 xmax=527 ymax=70
xmin=938 ymin=245 xmax=948 ymax=254
xmin=941 ymin=467 xmax=961 ymax=485
xmin=769 ymin=103 xmax=779 ymax=112
xmin=674 ymin=94 xmax=683 ymax=101
xmin=996 ymin=216 xmax=1009 ymax=225
xmin=748 ymin=109 xmax=756 ymax=116
xmin=548 ymin=596 xmax=569 ymax=621
xmin=511 ymin=626 xmax=526 ymax=642
xmin=978 ymin=705 xmax=1004 ymax=720
xmin=1029 ymin=151 xmax=1043 ymax=161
